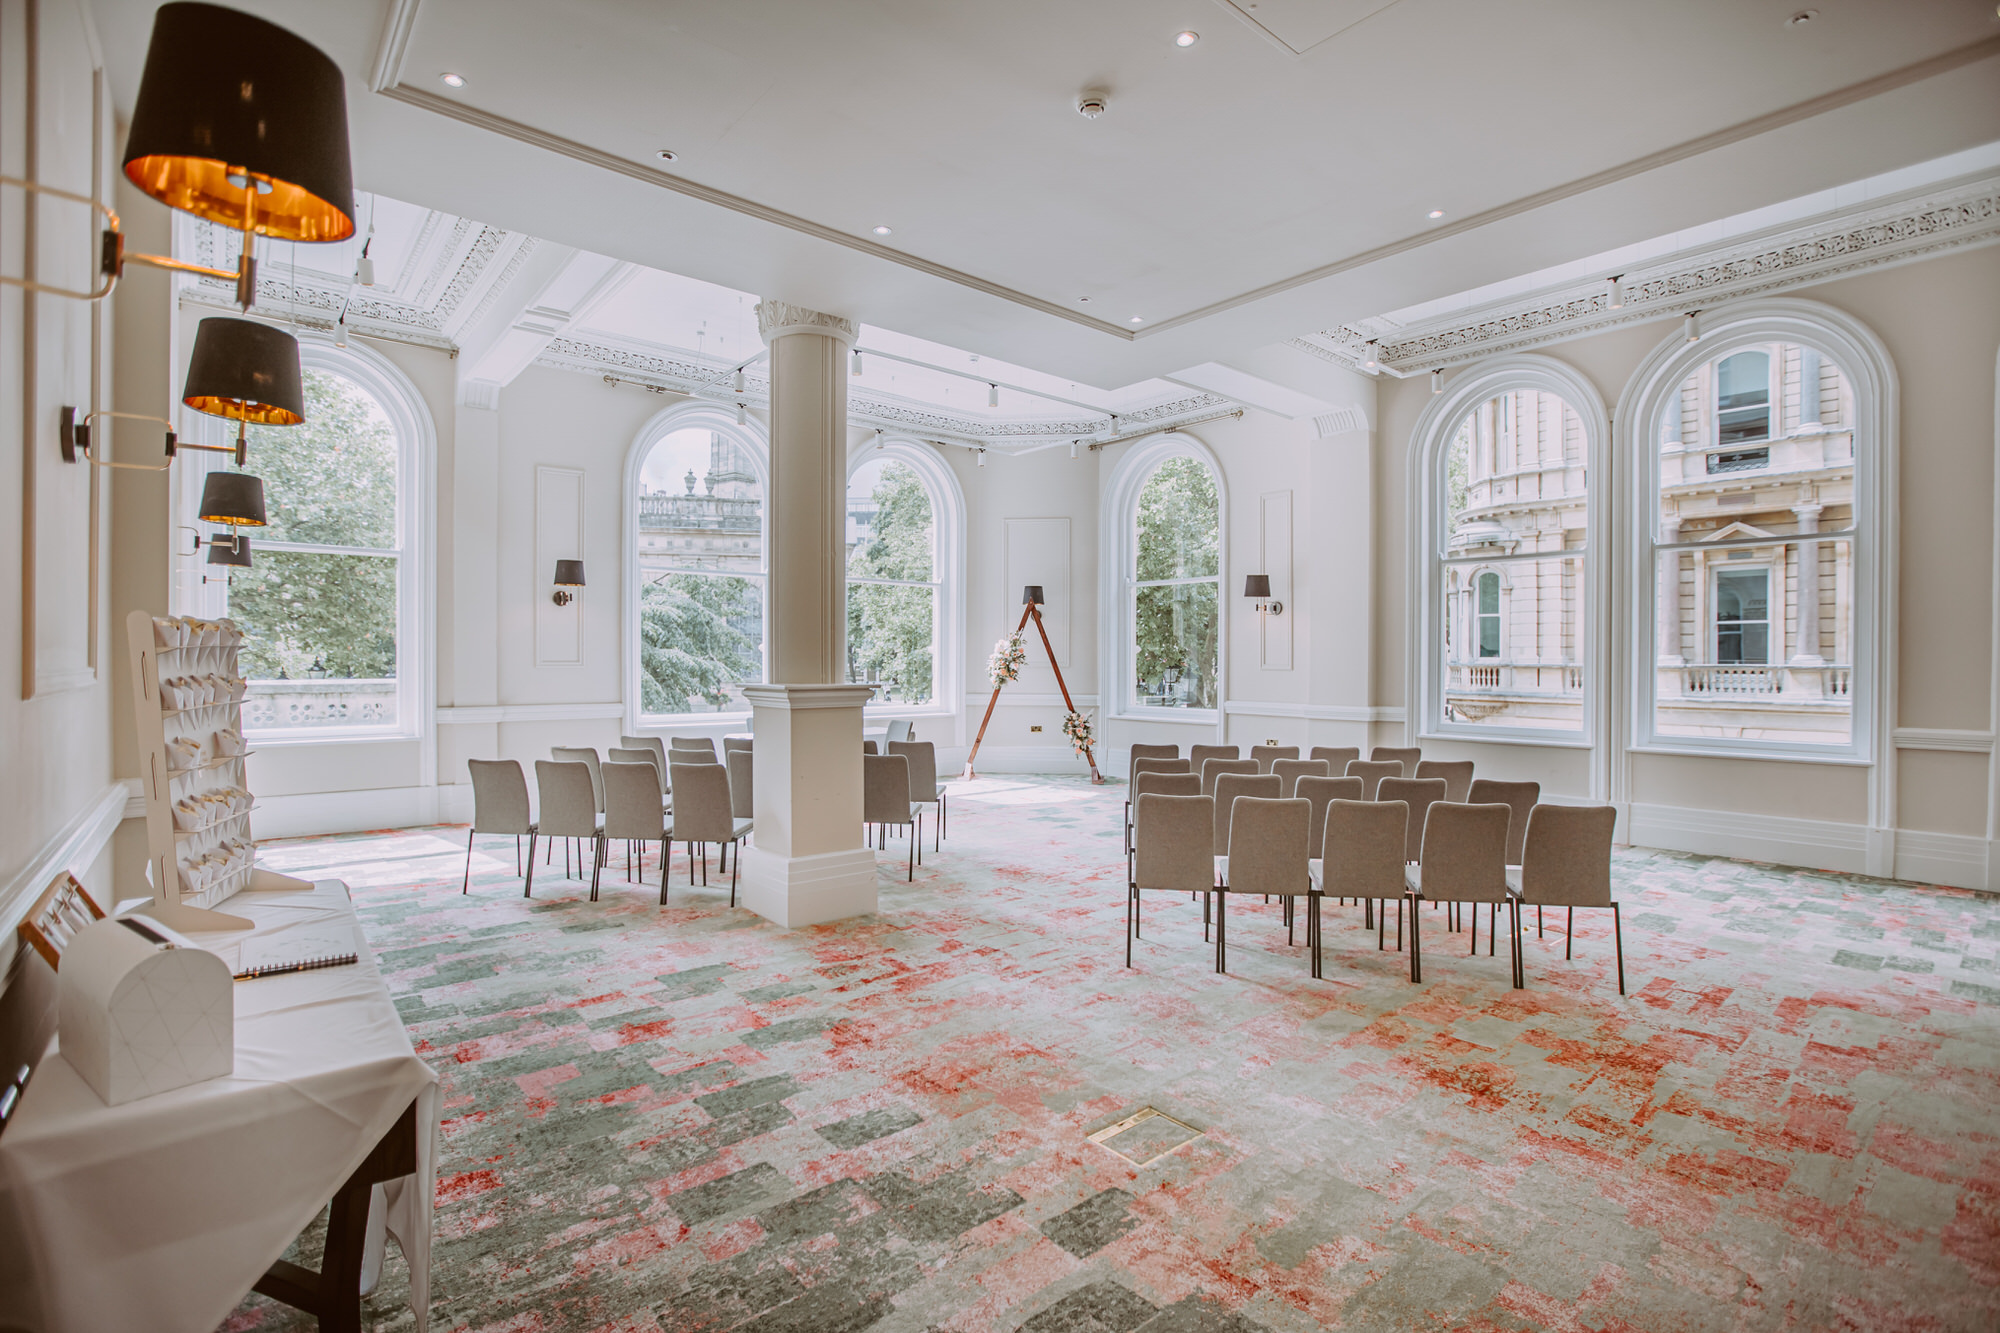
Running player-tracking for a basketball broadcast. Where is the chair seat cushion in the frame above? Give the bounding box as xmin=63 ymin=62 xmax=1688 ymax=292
xmin=1505 ymin=865 xmax=1522 ymax=893
xmin=1307 ymin=857 xmax=1321 ymax=888
xmin=732 ymin=818 xmax=754 ymax=840
xmin=1405 ymin=864 xmax=1422 ymax=893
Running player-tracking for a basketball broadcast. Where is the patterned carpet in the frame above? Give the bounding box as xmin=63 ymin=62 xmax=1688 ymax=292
xmin=220 ymin=775 xmax=2000 ymax=1333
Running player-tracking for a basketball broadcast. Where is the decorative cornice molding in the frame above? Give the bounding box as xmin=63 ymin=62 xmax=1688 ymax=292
xmin=754 ymin=300 xmax=857 ymax=346
xmin=1296 ymin=175 xmax=2000 ymax=375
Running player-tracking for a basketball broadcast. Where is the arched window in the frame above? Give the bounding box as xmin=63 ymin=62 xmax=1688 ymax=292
xmin=1412 ymin=355 xmax=1603 ymax=741
xmin=185 ymin=342 xmax=429 ymax=739
xmin=1119 ymin=447 xmax=1222 ymax=713
xmin=1628 ymin=301 xmax=1882 ymax=756
xmin=631 ymin=420 xmax=767 ymax=718
xmin=846 ymin=454 xmax=938 ymax=704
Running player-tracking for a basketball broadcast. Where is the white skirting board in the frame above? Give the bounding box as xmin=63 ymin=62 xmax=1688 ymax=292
xmin=1625 ymin=802 xmax=1991 ymax=891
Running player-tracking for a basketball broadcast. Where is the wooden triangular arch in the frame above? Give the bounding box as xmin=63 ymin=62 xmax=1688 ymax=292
xmin=963 ymin=596 xmax=1103 ymax=782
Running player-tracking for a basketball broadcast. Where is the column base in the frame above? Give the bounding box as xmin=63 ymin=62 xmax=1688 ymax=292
xmin=739 ymin=846 xmax=878 ymax=928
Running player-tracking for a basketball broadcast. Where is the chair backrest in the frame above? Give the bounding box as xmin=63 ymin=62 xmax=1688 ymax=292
xmin=1378 ymin=777 xmax=1448 ymax=862
xmin=670 ymin=736 xmax=718 ymax=757
xmin=1226 ymin=797 xmax=1311 ymax=895
xmin=1201 ymin=757 xmax=1259 ymax=797
xmin=608 ymin=746 xmax=660 ymax=792
xmin=1188 ymin=744 xmax=1239 ymax=774
xmin=1516 ymin=804 xmax=1616 ymax=907
xmin=1346 ymin=759 xmax=1403 ymax=800
xmin=551 ymin=746 xmax=603 ymax=811
xmin=723 ymin=736 xmax=754 ymax=756
xmin=1134 ymin=770 xmax=1201 ymax=800
xmin=467 ymin=759 xmax=533 ymax=836
xmin=1296 ymin=776 xmax=1364 ymax=860
xmin=862 ymin=740 xmax=879 ymax=755
xmin=1133 ymin=793 xmax=1216 ymax=892
xmin=1468 ymin=779 xmax=1541 ymax=864
xmin=727 ymin=749 xmax=754 ymax=819
xmin=1271 ymin=758 xmax=1330 ymax=798
xmin=621 ymin=735 xmax=672 ymax=795
xmin=603 ymin=761 xmax=667 ymax=841
xmin=862 ymin=753 xmax=913 ymax=825
xmin=1131 ymin=757 xmax=1192 ymax=790
xmin=1415 ymin=759 xmax=1475 ymax=804
xmin=1372 ymin=745 xmax=1423 ymax=777
xmin=1322 ymin=800 xmax=1410 ymax=899
xmin=1212 ymin=773 xmax=1281 ymax=855
xmin=1127 ymin=743 xmax=1179 ymax=785
xmin=670 ymin=761 xmax=736 ymax=843
xmin=1249 ymin=744 xmax=1300 ymax=774
xmin=885 ymin=719 xmax=914 ymax=744
xmin=1417 ymin=802 xmax=1512 ymax=903
xmin=1310 ymin=746 xmax=1360 ymax=774
xmin=888 ymin=739 xmax=938 ymax=797
xmin=535 ymin=760 xmax=599 ymax=838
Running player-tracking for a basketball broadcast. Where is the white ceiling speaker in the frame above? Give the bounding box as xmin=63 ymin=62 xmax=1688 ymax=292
xmin=1076 ymin=92 xmax=1108 ymax=119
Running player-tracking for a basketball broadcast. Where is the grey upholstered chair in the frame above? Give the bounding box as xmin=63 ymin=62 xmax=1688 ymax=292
xmin=1125 ymin=756 xmax=1192 ymax=854
xmin=1201 ymin=757 xmax=1259 ymax=797
xmin=1250 ymin=744 xmax=1300 ymax=774
xmin=861 ymin=740 xmax=878 ymax=755
xmin=1220 ymin=796 xmax=1311 ymax=975
xmin=889 ymin=739 xmax=947 ymax=849
xmin=885 ymin=719 xmax=914 ymax=745
xmin=1211 ymin=773 xmax=1281 ymax=877
xmin=1469 ymin=779 xmax=1541 ymax=867
xmin=1416 ymin=759 xmax=1476 ymax=804
xmin=1510 ymin=804 xmax=1623 ymax=994
xmin=1372 ymin=746 xmax=1423 ymax=778
xmin=723 ymin=735 xmax=753 ymax=756
xmin=1271 ymin=758 xmax=1330 ymax=798
xmin=1188 ymin=744 xmax=1238 ymax=775
xmin=603 ymin=760 xmax=668 ymax=902
xmin=609 ymin=747 xmax=669 ymax=817
xmin=1130 ymin=770 xmax=1201 ymax=888
xmin=670 ymin=736 xmax=718 ymax=759
xmin=1405 ymin=802 xmax=1515 ymax=985
xmin=1127 ymin=743 xmax=1179 ymax=783
xmin=551 ymin=746 xmax=604 ymax=813
xmin=1310 ymin=746 xmax=1360 ymax=775
xmin=1128 ymin=792 xmax=1214 ymax=968
xmin=1297 ymin=775 xmax=1365 ymax=920
xmin=621 ymin=735 xmax=672 ymax=797
xmin=1314 ymin=799 xmax=1409 ymax=953
xmin=727 ymin=749 xmax=754 ymax=820
xmin=1378 ymin=777 xmax=1448 ymax=864
xmin=534 ymin=760 xmax=603 ymax=899
xmin=465 ymin=759 xmax=536 ymax=896
xmin=862 ymin=753 xmax=922 ymax=881
xmin=1346 ymin=759 xmax=1402 ymax=801
xmin=670 ymin=761 xmax=752 ymax=903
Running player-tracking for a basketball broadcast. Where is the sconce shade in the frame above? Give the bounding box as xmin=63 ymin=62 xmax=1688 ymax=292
xmin=1243 ymin=574 xmax=1272 ymax=599
xmin=554 ymin=560 xmax=586 ymax=587
xmin=1021 ymin=585 xmax=1044 ymax=606
xmin=182 ymin=317 xmax=305 ymax=425
xmin=206 ymin=534 xmax=251 ymax=567
xmin=122 ymin=3 xmax=355 ymax=243
xmin=197 ymin=471 xmax=267 ymax=527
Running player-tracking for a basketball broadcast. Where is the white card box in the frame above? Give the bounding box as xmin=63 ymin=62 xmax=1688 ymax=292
xmin=57 ymin=916 xmax=234 ymax=1106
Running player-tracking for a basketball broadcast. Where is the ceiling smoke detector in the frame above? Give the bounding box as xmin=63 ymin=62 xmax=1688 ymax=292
xmin=1076 ymin=92 xmax=1108 ymax=120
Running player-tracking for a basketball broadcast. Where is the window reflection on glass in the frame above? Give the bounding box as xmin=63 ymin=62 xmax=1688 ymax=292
xmin=1132 ymin=457 xmax=1219 ymax=710
xmin=1475 ymin=572 xmax=1501 ymax=658
xmin=846 ymin=458 xmax=936 ymax=704
xmin=1716 ymin=350 xmax=1771 ymax=446
xmin=1714 ymin=568 xmax=1770 ymax=663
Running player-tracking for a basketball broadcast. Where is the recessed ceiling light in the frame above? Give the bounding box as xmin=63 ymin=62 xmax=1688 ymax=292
xmin=1428 ymin=209 xmax=1445 ymax=219
xmin=655 ymin=149 xmax=678 ymax=162
xmin=872 ymin=225 xmax=892 ymax=236
xmin=1786 ymin=9 xmax=1817 ymax=24
xmin=1174 ymin=30 xmax=1200 ymax=47
xmin=1129 ymin=316 xmax=1144 ymax=324
xmin=439 ymin=72 xmax=466 ymax=88
xmin=1078 ymin=297 xmax=1090 ymax=303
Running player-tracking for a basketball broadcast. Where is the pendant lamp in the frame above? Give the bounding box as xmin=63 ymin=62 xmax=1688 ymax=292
xmin=182 ymin=316 xmax=305 ymax=463
xmin=197 ymin=472 xmax=268 ymax=528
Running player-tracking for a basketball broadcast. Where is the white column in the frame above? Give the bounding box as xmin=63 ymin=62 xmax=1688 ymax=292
xmin=1789 ymin=503 xmax=1824 ymax=666
xmin=738 ymin=301 xmax=876 ymax=927
xmin=1656 ymin=516 xmax=1683 ymax=666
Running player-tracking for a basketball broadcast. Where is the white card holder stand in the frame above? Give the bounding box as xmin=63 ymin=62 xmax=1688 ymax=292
xmin=126 ymin=609 xmax=311 ymax=931
xmin=57 ymin=915 xmax=234 ymax=1106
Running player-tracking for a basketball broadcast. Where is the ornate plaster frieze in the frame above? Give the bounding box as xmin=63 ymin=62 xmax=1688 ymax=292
xmin=754 ymin=300 xmax=857 ymax=346
xmin=1295 ymin=175 xmax=2000 ymax=375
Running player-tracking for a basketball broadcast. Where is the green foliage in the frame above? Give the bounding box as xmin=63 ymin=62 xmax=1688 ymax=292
xmin=640 ymin=574 xmax=761 ymax=713
xmin=1134 ymin=457 xmax=1217 ymax=580
xmin=227 ymin=371 xmax=401 ymax=680
xmin=1133 ymin=458 xmax=1219 ymax=707
xmin=847 ymin=463 xmax=935 ymax=702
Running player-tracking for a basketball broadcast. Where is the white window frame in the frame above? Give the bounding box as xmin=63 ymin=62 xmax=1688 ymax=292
xmin=621 ymin=403 xmax=772 ymax=731
xmin=1617 ymin=296 xmax=1895 ymax=775
xmin=844 ymin=437 xmax=966 ymax=723
xmin=1100 ymin=432 xmax=1229 ymax=725
xmin=175 ymin=336 xmax=434 ymax=749
xmin=1710 ymin=562 xmax=1774 ymax=664
xmin=1408 ymin=354 xmax=1606 ymax=752
xmin=1712 ymin=346 xmax=1775 ymax=453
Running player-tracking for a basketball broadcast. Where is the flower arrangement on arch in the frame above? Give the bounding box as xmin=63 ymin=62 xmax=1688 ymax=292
xmin=1062 ymin=710 xmax=1094 ymax=757
xmin=988 ymin=632 xmax=1027 ymax=688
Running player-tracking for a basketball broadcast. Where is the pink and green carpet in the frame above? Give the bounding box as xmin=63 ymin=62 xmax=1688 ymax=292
xmin=223 ymin=776 xmax=2000 ymax=1332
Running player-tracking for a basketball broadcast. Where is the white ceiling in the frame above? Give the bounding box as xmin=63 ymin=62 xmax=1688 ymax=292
xmin=94 ymin=0 xmax=2000 ymax=386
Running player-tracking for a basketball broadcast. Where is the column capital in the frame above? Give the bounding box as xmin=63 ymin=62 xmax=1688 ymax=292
xmin=756 ymin=300 xmax=857 ymax=348
xmin=741 ymin=683 xmax=876 ymax=711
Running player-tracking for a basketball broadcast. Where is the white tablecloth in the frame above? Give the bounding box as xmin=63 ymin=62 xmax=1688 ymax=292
xmin=0 ymin=882 xmax=437 ymax=1333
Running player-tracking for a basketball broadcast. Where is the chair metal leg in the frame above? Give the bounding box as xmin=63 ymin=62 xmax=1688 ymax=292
xmin=1203 ymin=889 xmax=1211 ymax=942
xmin=1125 ymin=884 xmax=1134 ymax=968
xmin=1613 ymin=902 xmax=1625 ymax=995
xmin=731 ymin=840 xmax=741 ymax=906
xmin=1408 ymin=892 xmax=1422 ymax=982
xmin=1215 ymin=891 xmax=1227 ymax=974
xmin=1396 ymin=897 xmax=1404 ymax=952
xmin=908 ymin=815 xmax=916 ymax=881
xmin=660 ymin=842 xmax=670 ymax=907
xmin=1567 ymin=905 xmax=1575 ymax=960
xmin=524 ymin=833 xmax=537 ymax=898
xmin=462 ymin=829 xmax=474 ymax=894
xmin=589 ymin=835 xmax=603 ymax=901
xmin=1378 ymin=898 xmax=1386 ymax=951
xmin=1537 ymin=904 xmax=1543 ymax=937
xmin=1310 ymin=893 xmax=1322 ymax=978
xmin=1469 ymin=901 xmax=1477 ymax=956
xmin=1511 ymin=898 xmax=1524 ymax=988
xmin=1490 ymin=902 xmax=1497 ymax=956
xmin=515 ymin=835 xmax=521 ymax=877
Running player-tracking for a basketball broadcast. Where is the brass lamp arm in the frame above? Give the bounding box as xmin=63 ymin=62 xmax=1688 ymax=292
xmin=0 ymin=175 xmax=255 ymax=307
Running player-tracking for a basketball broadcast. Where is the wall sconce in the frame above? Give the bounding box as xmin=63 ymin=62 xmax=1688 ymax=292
xmin=553 ymin=560 xmax=585 ymax=606
xmin=1 ymin=4 xmax=356 ymax=308
xmin=1244 ymin=574 xmax=1283 ymax=616
xmin=1021 ymin=585 xmax=1044 ymax=606
xmin=205 ymin=533 xmax=252 ymax=568
xmin=182 ymin=317 xmax=306 ymax=464
xmin=197 ymin=472 xmax=268 ymax=529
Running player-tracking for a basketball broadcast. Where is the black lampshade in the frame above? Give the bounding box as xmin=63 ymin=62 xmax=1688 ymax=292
xmin=1021 ymin=585 xmax=1044 ymax=606
xmin=198 ymin=472 xmax=267 ymax=527
xmin=122 ymin=3 xmax=355 ymax=243
xmin=1243 ymin=574 xmax=1272 ymax=599
xmin=554 ymin=560 xmax=586 ymax=587
xmin=206 ymin=534 xmax=251 ymax=567
xmin=183 ymin=317 xmax=305 ymax=425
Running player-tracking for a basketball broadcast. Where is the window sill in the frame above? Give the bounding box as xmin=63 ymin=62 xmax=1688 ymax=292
xmin=1627 ymin=742 xmax=1872 ymax=767
xmin=244 ymin=730 xmax=420 ymax=748
xmin=1418 ymin=729 xmax=1593 ymax=750
xmin=1110 ymin=711 xmax=1220 ymax=726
